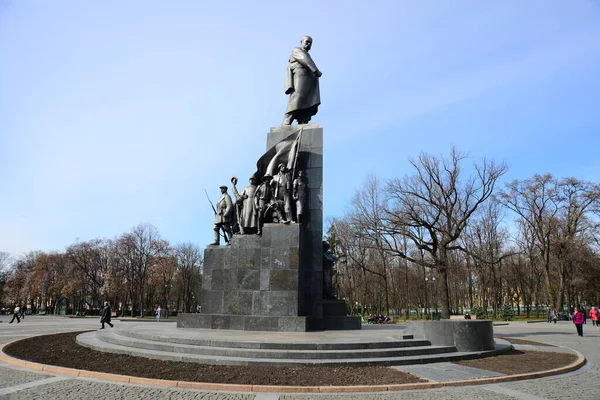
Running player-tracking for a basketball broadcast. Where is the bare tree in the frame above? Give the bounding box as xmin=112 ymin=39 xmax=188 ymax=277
xmin=384 ymin=148 xmax=508 ymax=318
xmin=330 ymin=216 xmax=393 ymax=316
xmin=2 ymin=251 xmax=41 ymax=307
xmin=129 ymin=223 xmax=170 ymax=317
xmin=497 ymin=174 xmax=558 ymax=307
xmin=462 ymin=201 xmax=511 ymax=317
xmin=498 ymin=175 xmax=600 ymax=309
xmin=173 ymin=242 xmax=203 ymax=313
xmin=66 ymin=239 xmax=111 ymax=309
xmin=109 ymin=224 xmax=170 ymax=317
xmin=112 ymin=234 xmax=138 ymax=316
xmin=552 ymin=178 xmax=600 ymax=308
xmin=0 ymin=251 xmax=11 ymax=304
xmin=347 ymin=175 xmax=392 ymax=314
xmin=0 ymin=251 xmax=11 ymax=270
xmin=29 ymin=253 xmax=70 ymax=314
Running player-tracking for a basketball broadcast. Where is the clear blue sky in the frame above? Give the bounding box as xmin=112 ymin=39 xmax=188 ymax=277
xmin=1 ymin=1 xmax=600 ymax=256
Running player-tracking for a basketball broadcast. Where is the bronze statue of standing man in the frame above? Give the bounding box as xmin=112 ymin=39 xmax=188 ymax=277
xmin=210 ymin=185 xmax=233 ymax=246
xmin=283 ymin=36 xmax=322 ymax=125
xmin=293 ymin=170 xmax=308 ymax=224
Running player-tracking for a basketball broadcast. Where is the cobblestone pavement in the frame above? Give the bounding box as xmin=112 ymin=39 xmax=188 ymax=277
xmin=1 ymin=379 xmax=255 ymax=400
xmin=1 ymin=315 xmax=599 ymax=399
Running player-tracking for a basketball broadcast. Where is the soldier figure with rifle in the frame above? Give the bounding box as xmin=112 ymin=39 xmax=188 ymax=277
xmin=208 ymin=185 xmax=233 ymax=246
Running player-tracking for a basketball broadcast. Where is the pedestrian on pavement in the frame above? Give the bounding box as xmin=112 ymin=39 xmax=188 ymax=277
xmin=590 ymin=306 xmax=598 ymax=327
xmin=572 ymin=306 xmax=585 ymax=337
xmin=100 ymin=301 xmax=114 ymax=329
xmin=155 ymin=305 xmax=162 ymax=322
xmin=9 ymin=305 xmax=21 ymax=324
xmin=551 ymin=308 xmax=558 ymax=324
xmin=19 ymin=304 xmax=25 ymax=320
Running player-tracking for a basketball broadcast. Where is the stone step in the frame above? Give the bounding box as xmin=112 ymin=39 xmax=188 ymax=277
xmin=95 ymin=330 xmax=455 ymax=360
xmin=114 ymin=327 xmax=420 ymax=350
xmin=77 ymin=331 xmax=508 ymax=367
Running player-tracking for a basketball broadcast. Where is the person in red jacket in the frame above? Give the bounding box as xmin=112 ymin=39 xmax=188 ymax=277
xmin=572 ymin=307 xmax=585 ymax=336
xmin=590 ymin=306 xmax=599 ymax=327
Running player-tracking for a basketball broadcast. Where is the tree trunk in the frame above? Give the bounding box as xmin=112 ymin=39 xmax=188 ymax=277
xmin=439 ymin=267 xmax=451 ymax=319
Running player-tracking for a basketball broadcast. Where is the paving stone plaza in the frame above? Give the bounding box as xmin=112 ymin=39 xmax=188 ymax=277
xmin=1 ymin=316 xmax=599 ymax=399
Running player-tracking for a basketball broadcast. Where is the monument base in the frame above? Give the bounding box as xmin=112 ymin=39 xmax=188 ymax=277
xmin=177 ymin=314 xmax=312 ymax=332
xmin=79 ymin=323 xmax=512 ymax=366
xmin=177 ymin=313 xmax=361 ymax=332
xmin=182 ymin=223 xmax=361 ymax=332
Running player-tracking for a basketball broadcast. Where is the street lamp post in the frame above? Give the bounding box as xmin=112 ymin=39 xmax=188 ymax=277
xmin=164 ymin=284 xmax=170 ymax=319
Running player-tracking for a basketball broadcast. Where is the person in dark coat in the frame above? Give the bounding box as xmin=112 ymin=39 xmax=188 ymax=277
xmin=100 ymin=301 xmax=114 ymax=329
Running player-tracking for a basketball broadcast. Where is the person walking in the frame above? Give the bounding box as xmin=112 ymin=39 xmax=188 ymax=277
xmin=572 ymin=306 xmax=585 ymax=337
xmin=19 ymin=304 xmax=25 ymax=320
xmin=9 ymin=305 xmax=21 ymax=324
xmin=155 ymin=305 xmax=162 ymax=322
xmin=590 ymin=306 xmax=598 ymax=327
xmin=100 ymin=301 xmax=114 ymax=329
xmin=551 ymin=308 xmax=558 ymax=324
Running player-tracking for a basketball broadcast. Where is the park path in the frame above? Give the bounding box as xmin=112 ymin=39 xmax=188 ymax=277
xmin=0 ymin=316 xmax=599 ymax=399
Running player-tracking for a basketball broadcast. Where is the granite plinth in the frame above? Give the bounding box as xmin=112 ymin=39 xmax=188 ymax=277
xmin=178 ymin=313 xmax=360 ymax=332
xmin=178 ymin=314 xmax=311 ymax=332
xmin=405 ymin=320 xmax=495 ymax=352
xmin=317 ymin=316 xmax=362 ymax=331
xmin=197 ymin=223 xmax=303 ymax=317
xmin=322 ymin=299 xmax=349 ymax=316
xmin=269 ymin=124 xmax=323 ymax=319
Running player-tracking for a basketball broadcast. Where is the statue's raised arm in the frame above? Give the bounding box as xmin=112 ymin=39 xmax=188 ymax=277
xmin=283 ymin=36 xmax=321 ymax=125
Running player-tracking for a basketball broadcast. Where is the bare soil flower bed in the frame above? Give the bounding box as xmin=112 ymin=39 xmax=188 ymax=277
xmin=453 ymin=349 xmax=577 ymax=375
xmin=3 ymin=331 xmax=424 ymax=386
xmin=3 ymin=331 xmax=578 ymax=386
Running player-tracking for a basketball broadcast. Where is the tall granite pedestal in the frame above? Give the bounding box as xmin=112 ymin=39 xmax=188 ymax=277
xmin=177 ymin=123 xmax=360 ymax=331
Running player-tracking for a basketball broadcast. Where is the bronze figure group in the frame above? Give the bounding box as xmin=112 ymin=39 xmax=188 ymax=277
xmin=210 ymin=169 xmax=308 ymax=244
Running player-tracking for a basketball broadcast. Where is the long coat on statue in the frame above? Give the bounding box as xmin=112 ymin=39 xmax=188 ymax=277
xmin=239 ymin=184 xmax=258 ymax=230
xmin=214 ymin=193 xmax=233 ymax=224
xmin=285 ymin=47 xmax=321 ymax=120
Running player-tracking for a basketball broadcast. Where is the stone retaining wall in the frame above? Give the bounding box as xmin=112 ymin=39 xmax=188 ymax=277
xmin=406 ymin=320 xmax=494 ymax=352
